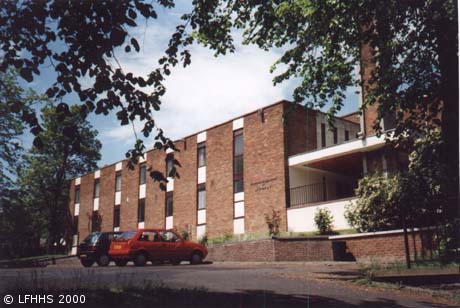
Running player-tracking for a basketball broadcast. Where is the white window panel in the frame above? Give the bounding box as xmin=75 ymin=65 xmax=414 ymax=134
xmin=234 ymin=201 xmax=244 ymax=218
xmin=197 ymin=131 xmax=207 ymax=143
xmin=115 ymin=162 xmax=122 ymax=171
xmin=234 ymin=192 xmax=244 ymax=202
xmin=197 ymin=166 xmax=206 ymax=184
xmin=138 ymin=222 xmax=145 ymax=229
xmin=72 ymin=235 xmax=78 ymax=246
xmin=233 ymin=118 xmax=244 ymax=130
xmin=93 ymin=198 xmax=99 ymax=211
xmin=166 ymin=178 xmax=174 ymax=192
xmin=197 ymin=225 xmax=206 ymax=240
xmin=139 ymin=183 xmax=146 ymax=199
xmin=197 ymin=209 xmax=206 ymax=225
xmin=166 ymin=148 xmax=174 ymax=154
xmin=166 ymin=216 xmax=173 ymax=229
xmin=115 ymin=191 xmax=121 ymax=205
xmin=114 ymin=227 xmax=120 ymax=232
xmin=233 ymin=218 xmax=244 ymax=235
xmin=75 ymin=177 xmax=81 ymax=185
xmin=74 ymin=203 xmax=80 ymax=216
xmin=94 ymin=170 xmax=100 ymax=179
xmin=139 ymin=154 xmax=146 ymax=163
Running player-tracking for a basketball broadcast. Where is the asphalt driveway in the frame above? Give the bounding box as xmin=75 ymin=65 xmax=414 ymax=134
xmin=0 ymin=261 xmax=456 ymax=307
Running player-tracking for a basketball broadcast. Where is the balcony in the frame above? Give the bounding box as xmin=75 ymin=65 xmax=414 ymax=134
xmin=289 ymin=181 xmax=356 ymax=207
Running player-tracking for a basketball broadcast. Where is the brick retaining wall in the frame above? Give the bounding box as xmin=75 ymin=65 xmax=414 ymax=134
xmin=206 ymin=229 xmax=434 ymax=263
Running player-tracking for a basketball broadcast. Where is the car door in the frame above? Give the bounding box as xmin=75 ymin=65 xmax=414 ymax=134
xmin=137 ymin=231 xmax=163 ymax=260
xmin=159 ymin=231 xmax=183 ymax=260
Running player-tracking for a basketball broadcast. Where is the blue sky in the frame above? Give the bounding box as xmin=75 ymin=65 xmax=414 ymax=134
xmin=19 ymin=1 xmax=359 ymax=167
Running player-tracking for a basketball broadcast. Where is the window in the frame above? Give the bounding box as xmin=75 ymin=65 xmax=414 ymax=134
xmin=139 ymin=164 xmax=146 ymax=185
xmin=198 ymin=143 xmax=206 ymax=167
xmin=138 ymin=199 xmax=145 ymax=223
xmin=160 ymin=231 xmax=179 ymax=242
xmin=333 ymin=127 xmax=338 ymax=144
xmin=321 ymin=123 xmax=326 ymax=148
xmin=138 ymin=231 xmax=159 ymax=242
xmin=345 ymin=130 xmax=350 ymax=141
xmin=74 ymin=186 xmax=80 ymax=203
xmin=113 ymin=206 xmax=120 ymax=228
xmin=197 ymin=184 xmax=206 ymax=210
xmin=166 ymin=155 xmax=174 ymax=177
xmin=91 ymin=210 xmax=101 ymax=232
xmin=115 ymin=171 xmax=122 ymax=191
xmin=165 ymin=192 xmax=173 ymax=217
xmin=93 ymin=179 xmax=100 ymax=198
xmin=72 ymin=216 xmax=79 ymax=235
xmin=233 ymin=129 xmax=244 ymax=193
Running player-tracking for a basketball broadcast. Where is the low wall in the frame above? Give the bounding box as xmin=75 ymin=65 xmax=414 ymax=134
xmin=206 ymin=236 xmax=333 ymax=262
xmin=330 ymin=229 xmax=427 ymax=263
xmin=206 ymin=229 xmax=434 ymax=263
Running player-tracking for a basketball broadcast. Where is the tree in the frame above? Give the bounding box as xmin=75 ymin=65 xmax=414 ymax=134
xmin=314 ymin=208 xmax=334 ymax=235
xmin=19 ymin=103 xmax=101 ymax=252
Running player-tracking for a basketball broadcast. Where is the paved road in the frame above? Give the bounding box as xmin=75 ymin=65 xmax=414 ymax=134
xmin=0 ymin=261 xmax=456 ymax=307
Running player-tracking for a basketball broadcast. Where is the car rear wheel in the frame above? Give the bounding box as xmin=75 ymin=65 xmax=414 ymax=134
xmin=96 ymin=254 xmax=110 ymax=267
xmin=114 ymin=260 xmax=128 ymax=267
xmin=80 ymin=258 xmax=94 ymax=267
xmin=134 ymin=253 xmax=147 ymax=267
xmin=190 ymin=252 xmax=203 ymax=265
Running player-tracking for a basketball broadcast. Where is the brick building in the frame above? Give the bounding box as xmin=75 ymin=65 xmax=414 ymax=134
xmin=69 ymin=96 xmax=404 ymax=253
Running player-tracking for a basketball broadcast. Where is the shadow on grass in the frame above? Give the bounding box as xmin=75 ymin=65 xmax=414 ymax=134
xmin=5 ymin=286 xmax=456 ymax=308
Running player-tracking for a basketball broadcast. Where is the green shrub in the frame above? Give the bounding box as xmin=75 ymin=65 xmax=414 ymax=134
xmin=264 ymin=208 xmax=281 ymax=236
xmin=314 ymin=208 xmax=334 ymax=235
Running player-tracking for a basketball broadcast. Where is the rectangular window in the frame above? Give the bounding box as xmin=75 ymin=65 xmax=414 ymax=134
xmin=91 ymin=210 xmax=100 ymax=232
xmin=165 ymin=192 xmax=173 ymax=217
xmin=166 ymin=155 xmax=174 ymax=177
xmin=233 ymin=129 xmax=244 ymax=193
xmin=72 ymin=216 xmax=79 ymax=235
xmin=113 ymin=206 xmax=120 ymax=228
xmin=138 ymin=199 xmax=145 ymax=223
xmin=345 ymin=130 xmax=350 ymax=141
xmin=139 ymin=164 xmax=146 ymax=185
xmin=197 ymin=184 xmax=206 ymax=210
xmin=321 ymin=123 xmax=326 ymax=148
xmin=74 ymin=186 xmax=80 ymax=204
xmin=115 ymin=171 xmax=122 ymax=191
xmin=197 ymin=143 xmax=206 ymax=167
xmin=333 ymin=127 xmax=338 ymax=144
xmin=93 ymin=180 xmax=100 ymax=198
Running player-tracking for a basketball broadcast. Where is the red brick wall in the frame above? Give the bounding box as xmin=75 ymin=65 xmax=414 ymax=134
xmin=206 ymin=237 xmax=333 ymax=262
xmin=145 ymin=150 xmax=166 ymax=229
xmin=206 ymin=121 xmax=234 ymax=238
xmin=99 ymin=166 xmax=115 ymax=232
xmin=77 ymin=173 xmax=95 ymax=240
xmin=332 ymin=230 xmax=425 ymax=263
xmin=341 ymin=112 xmax=360 ymax=125
xmin=360 ymin=42 xmax=379 ymax=137
xmin=274 ymin=238 xmax=333 ymax=261
xmin=285 ymin=104 xmax=317 ymax=156
xmin=245 ymin=104 xmax=288 ymax=234
xmin=173 ymin=137 xmax=198 ymax=237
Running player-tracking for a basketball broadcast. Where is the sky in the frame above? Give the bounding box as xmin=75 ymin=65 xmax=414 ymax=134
xmin=19 ymin=1 xmax=359 ymax=167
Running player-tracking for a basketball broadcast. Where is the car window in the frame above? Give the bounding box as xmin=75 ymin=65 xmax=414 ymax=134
xmin=83 ymin=232 xmax=101 ymax=245
xmin=138 ymin=231 xmax=160 ymax=242
xmin=160 ymin=231 xmax=179 ymax=243
xmin=116 ymin=230 xmax=137 ymax=241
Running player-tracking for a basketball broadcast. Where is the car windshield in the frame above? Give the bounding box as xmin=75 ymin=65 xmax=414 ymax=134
xmin=83 ymin=232 xmax=101 ymax=245
xmin=115 ymin=230 xmax=137 ymax=241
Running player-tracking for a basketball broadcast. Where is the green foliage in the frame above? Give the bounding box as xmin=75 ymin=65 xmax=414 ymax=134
xmin=264 ymin=208 xmax=281 ymax=236
xmin=314 ymin=208 xmax=334 ymax=235
xmin=18 ymin=103 xmax=101 ymax=252
xmin=199 ymin=234 xmax=208 ymax=246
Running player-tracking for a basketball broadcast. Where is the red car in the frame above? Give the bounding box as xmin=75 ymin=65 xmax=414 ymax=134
xmin=108 ymin=229 xmax=208 ymax=266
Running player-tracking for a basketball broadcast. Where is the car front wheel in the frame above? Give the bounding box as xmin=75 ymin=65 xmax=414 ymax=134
xmin=134 ymin=253 xmax=147 ymax=267
xmin=190 ymin=252 xmax=203 ymax=265
xmin=80 ymin=258 xmax=94 ymax=267
xmin=97 ymin=254 xmax=110 ymax=267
